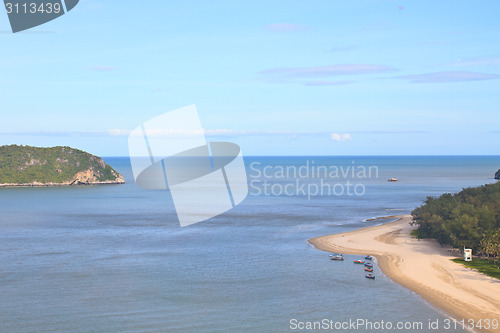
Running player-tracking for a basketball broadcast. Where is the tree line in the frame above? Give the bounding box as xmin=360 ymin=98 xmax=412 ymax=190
xmin=411 ymin=181 xmax=500 ymax=261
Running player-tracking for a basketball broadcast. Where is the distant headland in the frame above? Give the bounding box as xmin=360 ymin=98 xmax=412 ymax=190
xmin=0 ymin=145 xmax=125 ymax=187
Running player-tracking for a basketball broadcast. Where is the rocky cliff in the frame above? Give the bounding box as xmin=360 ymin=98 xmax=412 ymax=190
xmin=495 ymin=169 xmax=500 ymax=180
xmin=0 ymin=145 xmax=124 ymax=187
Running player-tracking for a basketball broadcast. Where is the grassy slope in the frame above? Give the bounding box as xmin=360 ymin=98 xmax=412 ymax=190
xmin=0 ymin=145 xmax=121 ymax=184
xmin=452 ymin=258 xmax=500 ymax=280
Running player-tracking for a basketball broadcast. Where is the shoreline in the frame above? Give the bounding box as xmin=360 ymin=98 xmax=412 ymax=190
xmin=309 ymin=215 xmax=500 ymax=333
xmin=0 ymin=180 xmax=125 ymax=187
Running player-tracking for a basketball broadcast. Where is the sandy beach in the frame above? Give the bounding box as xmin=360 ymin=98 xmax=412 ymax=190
xmin=309 ymin=215 xmax=500 ymax=333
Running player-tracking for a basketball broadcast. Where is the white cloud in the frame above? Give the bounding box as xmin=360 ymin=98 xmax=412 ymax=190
xmin=107 ymin=129 xmax=131 ymax=136
xmin=330 ymin=133 xmax=352 ymax=142
xmin=1 ymin=129 xmax=425 ymax=139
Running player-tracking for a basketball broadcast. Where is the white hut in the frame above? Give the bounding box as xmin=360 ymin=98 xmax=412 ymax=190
xmin=464 ymin=248 xmax=472 ymax=262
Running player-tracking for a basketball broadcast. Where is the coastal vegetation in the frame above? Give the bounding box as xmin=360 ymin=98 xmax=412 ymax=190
xmin=0 ymin=145 xmax=124 ymax=185
xmin=411 ymin=181 xmax=500 ymax=262
xmin=452 ymin=258 xmax=500 ymax=280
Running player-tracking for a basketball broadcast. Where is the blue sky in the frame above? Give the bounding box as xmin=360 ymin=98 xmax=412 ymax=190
xmin=1 ymin=0 xmax=499 ymax=156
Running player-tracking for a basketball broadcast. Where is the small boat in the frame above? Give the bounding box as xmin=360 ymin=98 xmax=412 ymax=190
xmin=365 ymin=255 xmax=372 ymax=260
xmin=365 ymin=274 xmax=376 ymax=279
xmin=364 ymin=263 xmax=373 ymax=268
xmin=354 ymin=260 xmax=365 ymax=264
xmin=364 ymin=267 xmax=373 ymax=272
xmin=330 ymin=253 xmax=343 ymax=257
xmin=330 ymin=256 xmax=344 ymax=261
xmin=388 ymin=177 xmax=399 ymax=182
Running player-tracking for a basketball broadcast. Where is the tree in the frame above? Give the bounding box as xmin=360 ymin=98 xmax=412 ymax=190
xmin=482 ymin=229 xmax=500 ymax=266
xmin=481 ymin=234 xmax=494 ymax=262
xmin=411 ymin=182 xmax=500 ymax=253
xmin=491 ymin=230 xmax=500 ymax=267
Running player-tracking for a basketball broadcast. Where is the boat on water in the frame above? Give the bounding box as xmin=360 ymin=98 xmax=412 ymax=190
xmin=388 ymin=177 xmax=399 ymax=182
xmin=365 ymin=255 xmax=372 ymax=260
xmin=330 ymin=256 xmax=344 ymax=261
xmin=364 ymin=263 xmax=373 ymax=268
xmin=354 ymin=260 xmax=365 ymax=264
xmin=364 ymin=267 xmax=373 ymax=272
xmin=365 ymin=274 xmax=376 ymax=279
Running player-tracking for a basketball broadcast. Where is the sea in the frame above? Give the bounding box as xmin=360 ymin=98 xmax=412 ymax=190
xmin=1 ymin=156 xmax=499 ymax=333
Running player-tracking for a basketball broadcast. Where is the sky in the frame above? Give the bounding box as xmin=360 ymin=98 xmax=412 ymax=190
xmin=0 ymin=0 xmax=499 ymax=156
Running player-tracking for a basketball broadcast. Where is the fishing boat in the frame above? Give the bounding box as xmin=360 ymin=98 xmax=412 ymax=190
xmin=353 ymin=260 xmax=365 ymax=264
xmin=364 ymin=267 xmax=373 ymax=272
xmin=365 ymin=255 xmax=372 ymax=260
xmin=365 ymin=274 xmax=376 ymax=279
xmin=330 ymin=256 xmax=344 ymax=261
xmin=364 ymin=263 xmax=373 ymax=268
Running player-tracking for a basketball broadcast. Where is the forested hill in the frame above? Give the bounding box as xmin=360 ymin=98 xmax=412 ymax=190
xmin=411 ymin=181 xmax=500 ymax=253
xmin=0 ymin=145 xmax=124 ymax=186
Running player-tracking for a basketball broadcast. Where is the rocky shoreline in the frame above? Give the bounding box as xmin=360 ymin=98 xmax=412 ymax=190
xmin=0 ymin=178 xmax=125 ymax=187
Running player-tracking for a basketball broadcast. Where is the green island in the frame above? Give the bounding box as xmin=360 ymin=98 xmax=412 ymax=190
xmin=0 ymin=145 xmax=124 ymax=186
xmin=411 ymin=180 xmax=500 ymax=279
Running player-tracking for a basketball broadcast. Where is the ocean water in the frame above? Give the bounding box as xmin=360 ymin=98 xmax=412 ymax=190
xmin=1 ymin=156 xmax=499 ymax=332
